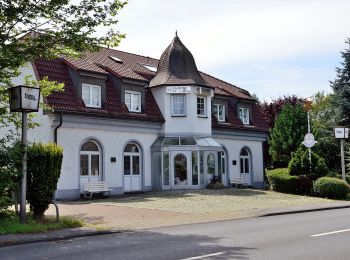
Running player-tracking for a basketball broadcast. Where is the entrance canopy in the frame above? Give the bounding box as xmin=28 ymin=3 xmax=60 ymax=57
xmin=151 ymin=136 xmax=222 ymax=150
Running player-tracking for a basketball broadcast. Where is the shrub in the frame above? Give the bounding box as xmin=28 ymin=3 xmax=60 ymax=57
xmin=313 ymin=177 xmax=350 ymax=199
xmin=267 ymin=168 xmax=299 ymax=193
xmin=0 ymin=167 xmax=13 ymax=212
xmin=288 ymin=147 xmax=328 ymax=178
xmin=27 ymin=143 xmax=63 ymax=219
xmin=207 ymin=183 xmax=224 ymax=189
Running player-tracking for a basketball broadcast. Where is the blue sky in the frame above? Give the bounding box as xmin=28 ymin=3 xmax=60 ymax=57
xmin=114 ymin=0 xmax=350 ymax=101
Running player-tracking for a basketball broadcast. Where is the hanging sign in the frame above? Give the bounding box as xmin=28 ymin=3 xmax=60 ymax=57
xmin=166 ymin=86 xmax=191 ymax=94
xmin=302 ymin=133 xmax=317 ymax=148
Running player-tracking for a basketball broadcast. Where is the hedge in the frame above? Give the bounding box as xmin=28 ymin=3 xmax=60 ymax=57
xmin=267 ymin=168 xmax=299 ymax=193
xmin=313 ymin=177 xmax=350 ymax=199
xmin=27 ymin=143 xmax=63 ymax=219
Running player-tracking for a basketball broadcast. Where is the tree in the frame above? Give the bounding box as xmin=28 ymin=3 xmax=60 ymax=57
xmin=331 ymin=38 xmax=350 ymax=126
xmin=311 ymin=92 xmax=341 ymax=171
xmin=0 ymin=0 xmax=127 ymax=128
xmin=269 ymin=104 xmax=307 ymax=167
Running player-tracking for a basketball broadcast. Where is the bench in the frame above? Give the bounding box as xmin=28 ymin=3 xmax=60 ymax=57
xmin=230 ymin=177 xmax=248 ymax=188
xmin=83 ymin=181 xmax=112 ymax=199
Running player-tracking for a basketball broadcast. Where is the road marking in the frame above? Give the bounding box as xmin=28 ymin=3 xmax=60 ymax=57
xmin=180 ymin=251 xmax=225 ymax=260
xmin=311 ymin=228 xmax=350 ymax=237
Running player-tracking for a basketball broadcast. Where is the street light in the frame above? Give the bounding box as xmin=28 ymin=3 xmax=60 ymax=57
xmin=9 ymin=85 xmax=40 ymax=224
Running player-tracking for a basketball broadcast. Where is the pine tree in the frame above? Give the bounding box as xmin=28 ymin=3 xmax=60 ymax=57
xmin=331 ymin=38 xmax=350 ymax=126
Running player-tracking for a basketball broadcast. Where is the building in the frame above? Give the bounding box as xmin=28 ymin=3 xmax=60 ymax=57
xmin=8 ymin=34 xmax=268 ymax=199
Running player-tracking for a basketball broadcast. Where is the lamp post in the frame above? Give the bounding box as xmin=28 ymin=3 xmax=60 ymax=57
xmin=302 ymin=98 xmax=317 ymax=171
xmin=334 ymin=126 xmax=349 ymax=181
xmin=9 ymin=85 xmax=40 ymax=224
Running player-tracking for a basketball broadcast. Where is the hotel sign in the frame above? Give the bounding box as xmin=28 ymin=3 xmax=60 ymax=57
xmin=166 ymin=86 xmax=191 ymax=94
xmin=9 ymin=85 xmax=40 ymax=112
xmin=334 ymin=127 xmax=349 ymax=139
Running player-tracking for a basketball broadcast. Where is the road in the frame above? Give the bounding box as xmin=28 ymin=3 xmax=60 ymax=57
xmin=1 ymin=208 xmax=350 ymax=259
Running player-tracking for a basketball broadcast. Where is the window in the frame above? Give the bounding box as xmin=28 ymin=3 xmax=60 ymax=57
xmin=80 ymin=140 xmax=101 ymax=177
xmin=213 ymin=104 xmax=225 ymax=122
xmin=240 ymin=148 xmax=250 ymax=175
xmin=171 ymin=94 xmax=186 ymax=116
xmin=124 ymin=143 xmax=141 ymax=176
xmin=82 ymin=84 xmax=101 ymax=108
xmin=239 ymin=107 xmax=249 ymax=124
xmin=125 ymin=91 xmax=141 ymax=112
xmin=207 ymin=153 xmax=215 ymax=174
xmin=197 ymin=96 xmax=206 ymax=116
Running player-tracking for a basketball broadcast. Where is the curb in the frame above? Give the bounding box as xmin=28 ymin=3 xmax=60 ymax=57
xmin=0 ymin=229 xmax=128 ymax=248
xmin=259 ymin=205 xmax=350 ymax=217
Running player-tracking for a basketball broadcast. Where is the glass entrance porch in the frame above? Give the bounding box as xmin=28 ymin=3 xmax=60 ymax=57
xmin=151 ymin=136 xmax=224 ymax=190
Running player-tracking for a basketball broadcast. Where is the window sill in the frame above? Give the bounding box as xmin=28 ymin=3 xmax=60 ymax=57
xmin=171 ymin=115 xmax=187 ymax=117
xmin=197 ymin=115 xmax=208 ymax=118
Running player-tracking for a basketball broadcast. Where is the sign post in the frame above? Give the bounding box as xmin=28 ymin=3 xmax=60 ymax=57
xmin=302 ymin=99 xmax=316 ymax=171
xmin=334 ymin=126 xmax=349 ymax=181
xmin=9 ymin=85 xmax=40 ymax=224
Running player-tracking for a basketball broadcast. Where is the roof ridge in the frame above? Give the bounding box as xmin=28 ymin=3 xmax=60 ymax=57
xmin=101 ymin=46 xmax=159 ymax=63
xmin=199 ymin=71 xmax=251 ymax=97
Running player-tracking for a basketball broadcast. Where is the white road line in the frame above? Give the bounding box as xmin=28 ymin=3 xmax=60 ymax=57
xmin=180 ymin=251 xmax=226 ymax=260
xmin=311 ymin=228 xmax=350 ymax=237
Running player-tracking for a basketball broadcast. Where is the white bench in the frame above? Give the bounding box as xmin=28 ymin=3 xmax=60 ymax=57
xmin=230 ymin=177 xmax=248 ymax=188
xmin=83 ymin=181 xmax=112 ymax=199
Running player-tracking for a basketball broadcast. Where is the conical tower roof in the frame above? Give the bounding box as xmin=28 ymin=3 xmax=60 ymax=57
xmin=149 ymin=33 xmax=211 ymax=88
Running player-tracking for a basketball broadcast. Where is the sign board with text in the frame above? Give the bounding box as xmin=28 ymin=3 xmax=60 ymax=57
xmin=334 ymin=127 xmax=349 ymax=139
xmin=166 ymin=86 xmax=191 ymax=94
xmin=9 ymin=86 xmax=40 ymax=112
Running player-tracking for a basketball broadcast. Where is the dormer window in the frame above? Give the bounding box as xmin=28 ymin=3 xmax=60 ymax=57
xmin=82 ymin=83 xmax=101 ymax=108
xmin=239 ymin=107 xmax=249 ymax=125
xmin=125 ymin=90 xmax=141 ymax=112
xmin=197 ymin=96 xmax=207 ymax=117
xmin=171 ymin=94 xmax=186 ymax=116
xmin=214 ymin=104 xmax=225 ymax=122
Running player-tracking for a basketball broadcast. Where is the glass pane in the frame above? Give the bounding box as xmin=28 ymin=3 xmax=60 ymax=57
xmin=163 ymin=152 xmax=169 ymax=185
xmin=245 ymin=158 xmax=250 ymax=173
xmin=125 ymin=93 xmax=131 ymax=110
xmin=192 ymin=151 xmax=198 ymax=185
xmin=163 ymin=137 xmax=179 ymax=146
xmin=91 ymin=86 xmax=100 ymax=106
xmin=80 ymin=155 xmax=88 ymax=176
xmin=240 ymin=158 xmax=244 ymax=174
xmin=174 ymin=154 xmax=187 ymax=185
xmin=197 ymin=97 xmax=205 ymax=115
xmin=200 ymin=151 xmax=204 ymax=184
xmin=81 ymin=141 xmax=99 ymax=151
xmin=82 ymin=85 xmax=90 ymax=105
xmin=132 ymin=156 xmax=140 ymax=175
xmin=132 ymin=93 xmax=140 ymax=111
xmin=222 ymin=157 xmax=225 ymax=174
xmin=172 ymin=95 xmax=185 ymax=115
xmin=124 ymin=156 xmax=131 ymax=175
xmin=180 ymin=137 xmax=196 ymax=145
xmin=125 ymin=143 xmax=139 ymax=153
xmin=240 ymin=148 xmax=248 ymax=156
xmin=91 ymin=155 xmax=99 ymax=175
xmin=207 ymin=153 xmax=215 ymax=174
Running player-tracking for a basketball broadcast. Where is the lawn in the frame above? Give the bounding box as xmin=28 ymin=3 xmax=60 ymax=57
xmin=94 ymin=189 xmax=337 ymax=214
xmin=0 ymin=211 xmax=83 ymax=235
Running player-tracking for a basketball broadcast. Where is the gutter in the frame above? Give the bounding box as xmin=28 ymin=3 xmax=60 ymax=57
xmin=54 ymin=112 xmax=63 ymax=144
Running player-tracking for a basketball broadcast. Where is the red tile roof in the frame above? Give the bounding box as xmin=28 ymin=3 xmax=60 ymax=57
xmin=33 ymin=47 xmax=268 ymax=131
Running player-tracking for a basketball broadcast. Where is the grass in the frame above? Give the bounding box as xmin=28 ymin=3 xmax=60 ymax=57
xmin=0 ymin=211 xmax=83 ymax=235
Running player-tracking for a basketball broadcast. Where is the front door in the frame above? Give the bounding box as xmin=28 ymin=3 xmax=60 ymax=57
xmin=204 ymin=151 xmax=218 ymax=185
xmin=170 ymin=151 xmax=191 ymax=189
xmin=124 ymin=145 xmax=142 ymax=192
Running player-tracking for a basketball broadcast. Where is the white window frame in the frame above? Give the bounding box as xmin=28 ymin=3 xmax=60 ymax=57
xmin=197 ymin=96 xmax=207 ymax=117
xmin=239 ymin=107 xmax=249 ymax=125
xmin=240 ymin=148 xmax=251 ymax=175
xmin=125 ymin=90 xmax=141 ymax=113
xmin=80 ymin=141 xmax=101 ymax=177
xmin=171 ymin=94 xmax=186 ymax=116
xmin=82 ymin=83 xmax=101 ymax=108
xmin=214 ymin=104 xmax=225 ymax=122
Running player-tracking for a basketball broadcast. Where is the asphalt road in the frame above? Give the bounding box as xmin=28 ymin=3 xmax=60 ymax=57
xmin=1 ymin=208 xmax=350 ymax=260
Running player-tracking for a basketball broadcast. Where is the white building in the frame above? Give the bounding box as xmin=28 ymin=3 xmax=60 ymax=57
xmin=8 ymin=34 xmax=268 ymax=199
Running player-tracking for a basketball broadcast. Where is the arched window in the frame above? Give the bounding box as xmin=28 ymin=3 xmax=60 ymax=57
xmin=240 ymin=148 xmax=250 ymax=174
xmin=124 ymin=143 xmax=140 ymax=176
xmin=80 ymin=140 xmax=101 ymax=177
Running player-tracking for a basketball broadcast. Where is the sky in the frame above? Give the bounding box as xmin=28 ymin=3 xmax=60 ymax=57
xmin=113 ymin=0 xmax=350 ymax=101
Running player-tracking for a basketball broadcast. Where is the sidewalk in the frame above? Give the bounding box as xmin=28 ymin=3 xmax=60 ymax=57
xmin=1 ymin=200 xmax=350 ymax=247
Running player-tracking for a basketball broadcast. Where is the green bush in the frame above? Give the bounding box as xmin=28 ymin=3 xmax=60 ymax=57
xmin=267 ymin=168 xmax=299 ymax=193
xmin=313 ymin=177 xmax=350 ymax=199
xmin=288 ymin=147 xmax=328 ymax=178
xmin=0 ymin=167 xmax=13 ymax=212
xmin=27 ymin=143 xmax=63 ymax=219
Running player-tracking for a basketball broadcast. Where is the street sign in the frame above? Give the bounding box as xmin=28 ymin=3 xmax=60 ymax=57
xmin=334 ymin=127 xmax=349 ymax=139
xmin=9 ymin=85 xmax=40 ymax=112
xmin=302 ymin=133 xmax=317 ymax=148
